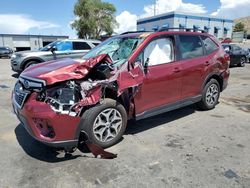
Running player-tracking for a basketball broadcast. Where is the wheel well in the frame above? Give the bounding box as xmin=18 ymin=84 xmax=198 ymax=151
xmin=206 ymin=75 xmax=223 ymax=92
xmin=22 ymin=58 xmax=43 ymax=69
xmin=104 ymin=88 xmax=130 ymax=114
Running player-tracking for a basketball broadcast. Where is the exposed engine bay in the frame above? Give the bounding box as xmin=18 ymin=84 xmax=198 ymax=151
xmin=36 ymin=60 xmax=117 ymax=117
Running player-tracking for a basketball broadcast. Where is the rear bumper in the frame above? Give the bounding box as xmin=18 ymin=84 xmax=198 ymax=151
xmin=12 ymin=92 xmax=81 ymax=149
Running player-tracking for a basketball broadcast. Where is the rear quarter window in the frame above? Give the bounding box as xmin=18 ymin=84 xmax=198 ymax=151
xmin=73 ymin=42 xmax=92 ymax=50
xmin=93 ymin=43 xmax=100 ymax=46
xmin=201 ymin=36 xmax=218 ymax=54
xmin=178 ymin=35 xmax=204 ymax=59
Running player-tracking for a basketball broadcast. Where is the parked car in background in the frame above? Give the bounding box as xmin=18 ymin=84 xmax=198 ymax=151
xmin=11 ymin=39 xmax=101 ymax=72
xmin=221 ymin=38 xmax=232 ymax=44
xmin=12 ymin=30 xmax=230 ymax=152
xmin=0 ymin=47 xmax=13 ymax=58
xmin=222 ymin=44 xmax=248 ymax=67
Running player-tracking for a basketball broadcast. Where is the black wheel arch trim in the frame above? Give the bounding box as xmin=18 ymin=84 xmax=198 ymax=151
xmin=21 ymin=57 xmax=45 ymax=69
xmin=202 ymin=72 xmax=224 ymax=92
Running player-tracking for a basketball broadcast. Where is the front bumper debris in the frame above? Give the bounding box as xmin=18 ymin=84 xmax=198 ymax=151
xmin=12 ymin=92 xmax=81 ymax=148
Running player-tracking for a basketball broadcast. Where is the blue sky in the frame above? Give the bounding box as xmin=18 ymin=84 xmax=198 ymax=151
xmin=0 ymin=0 xmax=249 ymax=37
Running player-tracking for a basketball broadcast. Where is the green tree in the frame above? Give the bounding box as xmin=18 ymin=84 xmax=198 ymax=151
xmin=233 ymin=22 xmax=245 ymax=32
xmin=71 ymin=0 xmax=117 ymax=39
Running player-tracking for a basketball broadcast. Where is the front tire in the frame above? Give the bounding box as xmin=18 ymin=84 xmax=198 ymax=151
xmin=197 ymin=79 xmax=220 ymax=110
xmin=24 ymin=61 xmax=38 ymax=70
xmin=78 ymin=98 xmax=127 ymax=148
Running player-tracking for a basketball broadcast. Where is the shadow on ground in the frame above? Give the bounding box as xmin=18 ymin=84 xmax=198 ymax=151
xmin=12 ymin=73 xmax=19 ymax=79
xmin=125 ymin=105 xmax=196 ymax=135
xmin=15 ymin=124 xmax=84 ymax=163
xmin=15 ymin=105 xmax=196 ymax=162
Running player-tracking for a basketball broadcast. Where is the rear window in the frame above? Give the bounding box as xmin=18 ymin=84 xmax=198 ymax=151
xmin=179 ymin=35 xmax=204 ymax=59
xmin=201 ymin=36 xmax=218 ymax=54
xmin=73 ymin=42 xmax=91 ymax=50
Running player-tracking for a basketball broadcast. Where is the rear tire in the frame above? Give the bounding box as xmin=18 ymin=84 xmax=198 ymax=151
xmin=78 ymin=98 xmax=127 ymax=149
xmin=239 ymin=56 xmax=246 ymax=67
xmin=197 ymin=79 xmax=220 ymax=110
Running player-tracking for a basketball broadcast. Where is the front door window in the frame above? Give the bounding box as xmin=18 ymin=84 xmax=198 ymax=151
xmin=144 ymin=38 xmax=174 ymax=66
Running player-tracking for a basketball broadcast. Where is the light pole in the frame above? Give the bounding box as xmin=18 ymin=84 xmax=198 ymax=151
xmin=154 ymin=0 xmax=156 ymax=16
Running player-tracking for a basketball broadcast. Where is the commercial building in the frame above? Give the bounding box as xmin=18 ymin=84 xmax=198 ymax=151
xmin=0 ymin=34 xmax=69 ymax=51
xmin=137 ymin=11 xmax=233 ymax=39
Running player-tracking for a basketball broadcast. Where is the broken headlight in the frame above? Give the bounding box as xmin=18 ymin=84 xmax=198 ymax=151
xmin=42 ymin=81 xmax=81 ymax=116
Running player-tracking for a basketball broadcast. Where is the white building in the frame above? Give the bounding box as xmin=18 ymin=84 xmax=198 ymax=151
xmin=0 ymin=34 xmax=68 ymax=51
xmin=137 ymin=11 xmax=233 ymax=39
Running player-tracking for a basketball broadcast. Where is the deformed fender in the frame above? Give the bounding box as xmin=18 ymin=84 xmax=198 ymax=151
xmin=74 ymin=86 xmax=102 ymax=112
xmin=116 ymin=63 xmax=144 ymax=95
xmin=73 ymin=61 xmax=145 ymax=117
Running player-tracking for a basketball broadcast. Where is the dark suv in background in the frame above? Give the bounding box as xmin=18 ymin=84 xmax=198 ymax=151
xmin=11 ymin=39 xmax=101 ymax=72
xmin=0 ymin=47 xmax=13 ymax=58
xmin=12 ymin=30 xmax=230 ymax=152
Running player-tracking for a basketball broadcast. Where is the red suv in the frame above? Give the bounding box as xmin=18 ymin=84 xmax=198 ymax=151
xmin=12 ymin=31 xmax=230 ymax=151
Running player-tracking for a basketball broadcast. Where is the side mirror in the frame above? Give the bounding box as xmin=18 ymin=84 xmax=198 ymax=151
xmin=224 ymin=47 xmax=230 ymax=53
xmin=50 ymin=46 xmax=57 ymax=53
xmin=144 ymin=58 xmax=149 ymax=74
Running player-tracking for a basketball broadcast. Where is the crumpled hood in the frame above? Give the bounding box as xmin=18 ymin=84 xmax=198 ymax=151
xmin=20 ymin=54 xmax=110 ymax=85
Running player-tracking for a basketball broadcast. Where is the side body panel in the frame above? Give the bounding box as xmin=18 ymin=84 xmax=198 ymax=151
xmin=134 ymin=62 xmax=182 ymax=115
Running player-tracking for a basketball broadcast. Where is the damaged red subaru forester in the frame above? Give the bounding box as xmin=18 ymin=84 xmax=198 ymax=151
xmin=12 ymin=30 xmax=230 ymax=152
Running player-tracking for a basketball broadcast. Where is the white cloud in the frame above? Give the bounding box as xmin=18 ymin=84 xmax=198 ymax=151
xmin=140 ymin=0 xmax=207 ymax=18
xmin=115 ymin=11 xmax=138 ymax=34
xmin=0 ymin=14 xmax=59 ymax=34
xmin=211 ymin=0 xmax=250 ymax=19
xmin=115 ymin=0 xmax=207 ymax=34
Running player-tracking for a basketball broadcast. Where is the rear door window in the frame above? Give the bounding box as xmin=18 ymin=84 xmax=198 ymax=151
xmin=144 ymin=38 xmax=174 ymax=66
xmin=178 ymin=35 xmax=204 ymax=59
xmin=201 ymin=36 xmax=218 ymax=54
xmin=73 ymin=42 xmax=92 ymax=50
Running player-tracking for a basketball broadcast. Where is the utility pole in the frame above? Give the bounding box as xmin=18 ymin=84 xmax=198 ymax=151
xmin=154 ymin=0 xmax=156 ymax=16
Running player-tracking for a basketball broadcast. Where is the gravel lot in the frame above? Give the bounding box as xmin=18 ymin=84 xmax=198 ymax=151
xmin=0 ymin=58 xmax=250 ymax=188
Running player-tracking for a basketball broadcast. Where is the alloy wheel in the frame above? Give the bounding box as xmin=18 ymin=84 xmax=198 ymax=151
xmin=93 ymin=108 xmax=123 ymax=143
xmin=206 ymin=84 xmax=219 ymax=106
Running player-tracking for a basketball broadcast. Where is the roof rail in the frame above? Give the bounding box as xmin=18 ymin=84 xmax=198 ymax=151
xmin=158 ymin=27 xmax=206 ymax=33
xmin=120 ymin=31 xmax=151 ymax=35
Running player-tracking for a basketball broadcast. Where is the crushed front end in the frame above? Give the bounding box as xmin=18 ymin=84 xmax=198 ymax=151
xmin=12 ymin=35 xmax=147 ymax=152
xmin=12 ymin=77 xmax=82 ymax=148
xmin=12 ymin=55 xmax=142 ymax=150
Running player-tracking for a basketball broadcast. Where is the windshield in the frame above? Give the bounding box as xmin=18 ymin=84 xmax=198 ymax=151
xmin=83 ymin=36 xmax=145 ymax=66
xmin=40 ymin=41 xmax=59 ymax=51
xmin=222 ymin=45 xmax=229 ymax=49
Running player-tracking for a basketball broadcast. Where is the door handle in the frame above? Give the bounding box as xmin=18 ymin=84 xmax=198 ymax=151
xmin=173 ymin=67 xmax=181 ymax=73
xmin=204 ymin=61 xmax=210 ymax=66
